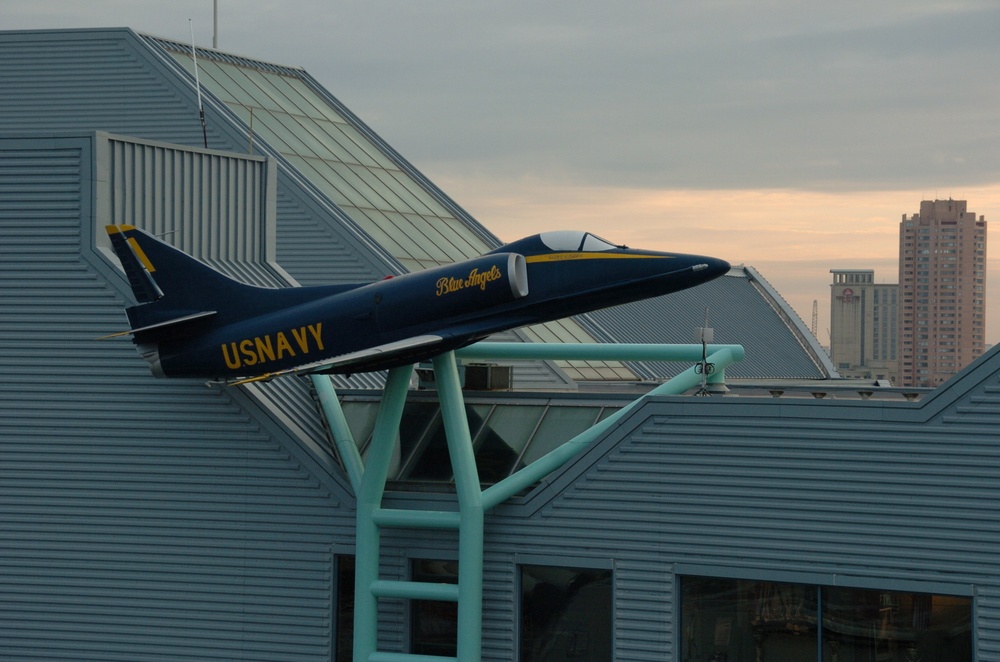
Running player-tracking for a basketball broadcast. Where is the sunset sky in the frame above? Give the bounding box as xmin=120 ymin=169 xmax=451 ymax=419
xmin=7 ymin=1 xmax=1000 ymax=344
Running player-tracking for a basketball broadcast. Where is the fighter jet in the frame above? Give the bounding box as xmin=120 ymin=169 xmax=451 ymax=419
xmin=103 ymin=224 xmax=730 ymax=383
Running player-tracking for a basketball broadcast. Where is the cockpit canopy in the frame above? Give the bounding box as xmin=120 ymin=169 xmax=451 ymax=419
xmin=538 ymin=231 xmax=621 ymax=252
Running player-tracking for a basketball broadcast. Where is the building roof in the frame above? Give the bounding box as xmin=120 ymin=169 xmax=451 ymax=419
xmin=579 ymin=266 xmax=838 ymax=380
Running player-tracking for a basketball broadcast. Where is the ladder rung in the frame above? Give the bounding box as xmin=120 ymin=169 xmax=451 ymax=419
xmin=369 ymin=652 xmax=458 ymax=662
xmin=373 ymin=508 xmax=461 ymax=529
xmin=370 ymin=579 xmax=459 ymax=602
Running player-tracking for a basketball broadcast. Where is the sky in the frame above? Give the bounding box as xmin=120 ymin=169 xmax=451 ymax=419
xmin=6 ymin=1 xmax=1000 ymax=345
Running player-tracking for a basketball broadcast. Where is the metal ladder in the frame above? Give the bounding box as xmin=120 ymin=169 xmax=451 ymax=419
xmin=312 ymin=343 xmax=745 ymax=662
xmin=316 ymin=353 xmax=483 ymax=662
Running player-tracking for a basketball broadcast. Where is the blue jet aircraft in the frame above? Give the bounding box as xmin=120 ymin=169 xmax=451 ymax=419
xmin=104 ymin=224 xmax=730 ymax=383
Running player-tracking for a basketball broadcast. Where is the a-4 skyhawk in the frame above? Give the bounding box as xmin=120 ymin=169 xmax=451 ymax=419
xmin=103 ymin=224 xmax=730 ymax=383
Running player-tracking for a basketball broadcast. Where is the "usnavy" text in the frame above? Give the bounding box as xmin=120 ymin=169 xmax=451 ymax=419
xmin=221 ymin=322 xmax=324 ymax=370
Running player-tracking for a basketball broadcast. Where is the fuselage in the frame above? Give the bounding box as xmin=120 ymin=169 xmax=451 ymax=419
xmin=143 ymin=231 xmax=730 ymax=379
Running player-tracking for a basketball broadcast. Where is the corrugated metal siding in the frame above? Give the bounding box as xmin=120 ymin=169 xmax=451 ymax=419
xmin=0 ymin=137 xmax=358 ymax=660
xmin=490 ymin=369 xmax=1000 ymax=659
xmin=0 ymin=30 xmax=211 ymax=148
xmin=103 ymin=134 xmax=271 ymax=268
xmin=370 ymin=352 xmax=1000 ymax=660
xmin=979 ymin=584 xmax=1000 ymax=659
xmin=106 ymin=137 xmax=263 ymax=251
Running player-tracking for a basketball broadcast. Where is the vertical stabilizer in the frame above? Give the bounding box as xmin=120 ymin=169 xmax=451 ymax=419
xmin=106 ymin=224 xmax=164 ymax=303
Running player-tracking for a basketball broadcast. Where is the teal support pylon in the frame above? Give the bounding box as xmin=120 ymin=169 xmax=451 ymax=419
xmin=312 ymin=374 xmax=363 ymax=492
xmin=313 ymin=342 xmax=744 ymax=662
xmin=349 ymin=365 xmax=414 ymax=662
xmin=432 ymin=352 xmax=484 ymax=662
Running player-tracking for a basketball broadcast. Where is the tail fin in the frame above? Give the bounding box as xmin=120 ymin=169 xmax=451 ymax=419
xmin=106 ymin=225 xmax=251 ymax=308
xmin=104 ymin=224 xmax=361 ymax=342
xmin=105 ymin=224 xmax=261 ymax=337
xmin=106 ymin=225 xmax=164 ymax=303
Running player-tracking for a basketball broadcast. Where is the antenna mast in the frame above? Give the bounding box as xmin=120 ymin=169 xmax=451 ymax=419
xmin=189 ymin=20 xmax=209 ymax=149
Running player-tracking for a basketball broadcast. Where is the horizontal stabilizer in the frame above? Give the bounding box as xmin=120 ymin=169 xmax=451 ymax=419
xmin=98 ymin=310 xmax=217 ymax=340
xmin=230 ymin=334 xmax=445 ymax=385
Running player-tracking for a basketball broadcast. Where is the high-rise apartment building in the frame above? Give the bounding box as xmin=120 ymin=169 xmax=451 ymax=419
xmin=898 ymin=199 xmax=987 ymax=387
xmin=829 ymin=269 xmax=898 ymax=381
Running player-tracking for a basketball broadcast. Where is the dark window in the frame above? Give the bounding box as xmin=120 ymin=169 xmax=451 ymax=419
xmin=824 ymin=587 xmax=971 ymax=661
xmin=335 ymin=555 xmax=355 ymax=662
xmin=521 ymin=564 xmax=613 ymax=661
xmin=410 ymin=559 xmax=459 ymax=656
xmin=339 ymin=399 xmax=618 ymax=487
xmin=680 ymin=576 xmax=971 ymax=661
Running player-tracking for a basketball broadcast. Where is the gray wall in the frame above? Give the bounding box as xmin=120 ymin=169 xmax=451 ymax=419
xmin=0 ymin=135 xmax=357 ymax=659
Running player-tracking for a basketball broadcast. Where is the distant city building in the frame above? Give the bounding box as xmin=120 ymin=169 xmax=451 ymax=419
xmin=898 ymin=199 xmax=987 ymax=387
xmin=829 ymin=269 xmax=898 ymax=381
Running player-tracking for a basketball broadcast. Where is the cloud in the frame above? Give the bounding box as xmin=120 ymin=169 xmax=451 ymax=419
xmin=254 ymin=2 xmax=992 ymax=190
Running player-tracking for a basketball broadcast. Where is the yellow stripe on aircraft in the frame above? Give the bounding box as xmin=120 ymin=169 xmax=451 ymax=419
xmin=524 ymin=252 xmax=669 ymax=264
xmin=105 ymin=224 xmax=138 ymax=234
xmin=126 ymin=236 xmax=156 ymax=273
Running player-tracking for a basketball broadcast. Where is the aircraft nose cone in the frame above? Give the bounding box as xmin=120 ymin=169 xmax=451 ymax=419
xmin=702 ymin=256 xmax=731 ymax=277
xmin=687 ymin=255 xmax=730 ymax=280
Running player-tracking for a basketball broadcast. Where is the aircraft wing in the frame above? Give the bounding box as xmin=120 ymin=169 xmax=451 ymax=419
xmin=230 ymin=334 xmax=446 ymax=386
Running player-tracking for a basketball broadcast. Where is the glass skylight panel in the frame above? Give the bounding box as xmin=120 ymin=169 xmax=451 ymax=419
xmin=334 ymin=123 xmax=398 ymax=170
xmin=282 ymin=76 xmax=353 ymax=126
xmin=517 ymin=407 xmax=602 ymax=468
xmin=255 ymin=71 xmax=305 ymax=113
xmin=211 ymin=64 xmax=282 ymax=113
xmin=326 ymin=162 xmax=381 ymax=208
xmin=352 ymin=208 xmax=412 ymax=261
xmin=520 ymin=320 xmax=638 ymax=381
xmin=277 ymin=114 xmax=340 ymax=161
xmin=385 ymin=170 xmax=454 ymax=220
xmin=364 ymin=210 xmax=436 ymax=259
xmin=395 ymin=214 xmax=466 ymax=263
xmin=347 ymin=164 xmax=405 ymax=210
xmin=394 ymin=402 xmax=439 ymax=478
xmin=342 ymin=401 xmax=380 ymax=449
xmin=258 ymin=111 xmax=316 ymax=155
xmin=370 ymin=169 xmax=433 ymax=217
xmin=283 ymin=155 xmax=350 ymax=206
xmin=265 ymin=74 xmax=316 ymax=115
xmin=228 ymin=67 xmax=287 ymax=113
xmin=311 ymin=119 xmax=364 ymax=163
xmin=436 ymin=217 xmax=489 ymax=258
